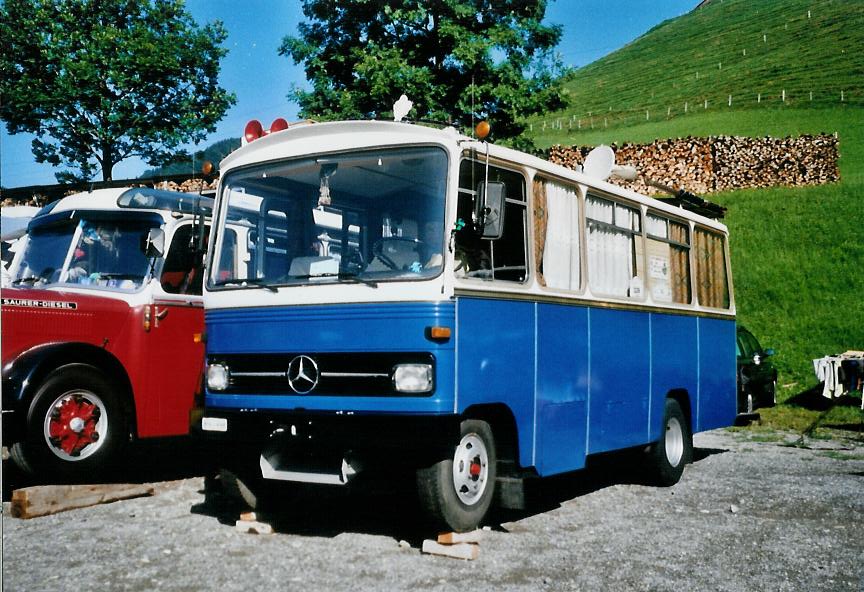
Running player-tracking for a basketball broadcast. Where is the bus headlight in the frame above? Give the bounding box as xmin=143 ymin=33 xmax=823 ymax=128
xmin=207 ymin=363 xmax=230 ymax=391
xmin=392 ymin=364 xmax=433 ymax=393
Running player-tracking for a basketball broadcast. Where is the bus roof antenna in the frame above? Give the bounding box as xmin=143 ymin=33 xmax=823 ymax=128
xmin=393 ymin=95 xmax=413 ymax=122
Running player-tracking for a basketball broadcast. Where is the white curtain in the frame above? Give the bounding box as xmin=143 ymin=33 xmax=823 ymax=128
xmin=542 ymin=182 xmax=580 ymax=290
xmin=646 ymin=214 xmax=667 ymax=238
xmin=587 ymin=227 xmax=632 ymax=296
xmin=586 ymin=197 xmax=634 ymax=297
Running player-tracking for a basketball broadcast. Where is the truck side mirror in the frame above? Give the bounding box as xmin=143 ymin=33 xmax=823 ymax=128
xmin=475 ymin=181 xmax=506 ymax=240
xmin=144 ymin=228 xmax=165 ymax=258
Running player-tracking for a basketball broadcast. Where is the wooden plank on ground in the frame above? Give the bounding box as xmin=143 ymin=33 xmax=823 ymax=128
xmin=437 ymin=530 xmax=484 ymax=545
xmin=421 ymin=540 xmax=479 ymax=560
xmin=10 ymin=483 xmax=155 ymax=519
xmin=235 ymin=519 xmax=274 ymax=535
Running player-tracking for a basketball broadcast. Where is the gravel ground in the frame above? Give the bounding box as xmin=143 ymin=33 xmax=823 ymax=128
xmin=2 ymin=427 xmax=863 ymax=592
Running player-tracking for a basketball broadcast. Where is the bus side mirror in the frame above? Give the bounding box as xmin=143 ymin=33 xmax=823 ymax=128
xmin=144 ymin=228 xmax=165 ymax=258
xmin=475 ymin=181 xmax=506 ymax=240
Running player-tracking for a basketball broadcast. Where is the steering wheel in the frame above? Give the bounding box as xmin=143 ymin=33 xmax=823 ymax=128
xmin=372 ymin=237 xmax=426 ymax=270
xmin=340 ymin=247 xmax=366 ymax=274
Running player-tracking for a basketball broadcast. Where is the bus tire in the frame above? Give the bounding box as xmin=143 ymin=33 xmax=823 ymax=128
xmin=217 ymin=467 xmax=274 ymax=511
xmin=11 ymin=366 xmax=125 ymax=480
xmin=416 ymin=419 xmax=497 ymax=532
xmin=646 ymin=398 xmax=692 ymax=486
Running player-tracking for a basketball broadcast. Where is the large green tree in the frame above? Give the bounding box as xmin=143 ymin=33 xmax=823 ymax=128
xmin=281 ymin=0 xmax=568 ymax=148
xmin=0 ymin=0 xmax=235 ymax=182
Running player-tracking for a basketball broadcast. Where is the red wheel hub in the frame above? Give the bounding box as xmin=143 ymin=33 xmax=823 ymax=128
xmin=48 ymin=397 xmax=100 ymax=456
xmin=469 ymin=458 xmax=482 ymax=478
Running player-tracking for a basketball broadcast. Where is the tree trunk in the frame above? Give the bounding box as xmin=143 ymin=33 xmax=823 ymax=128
xmin=101 ymin=144 xmax=114 ymax=181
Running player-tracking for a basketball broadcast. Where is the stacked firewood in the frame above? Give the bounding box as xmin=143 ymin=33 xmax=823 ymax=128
xmin=710 ymin=134 xmax=839 ymax=191
xmin=153 ymin=178 xmax=218 ymax=193
xmin=547 ymin=134 xmax=839 ymax=195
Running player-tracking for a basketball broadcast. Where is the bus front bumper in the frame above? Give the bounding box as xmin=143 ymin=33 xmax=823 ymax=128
xmin=192 ymin=407 xmax=460 ymax=477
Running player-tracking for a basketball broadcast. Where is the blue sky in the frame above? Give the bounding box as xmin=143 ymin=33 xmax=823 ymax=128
xmin=0 ymin=0 xmax=696 ymax=188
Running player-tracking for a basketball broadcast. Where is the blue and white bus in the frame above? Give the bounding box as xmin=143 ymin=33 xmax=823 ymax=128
xmin=198 ymin=117 xmax=736 ymax=531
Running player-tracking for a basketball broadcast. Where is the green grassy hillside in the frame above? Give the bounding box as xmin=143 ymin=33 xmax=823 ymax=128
xmin=527 ymin=0 xmax=864 ymax=427
xmin=532 ymin=0 xmax=864 ymax=137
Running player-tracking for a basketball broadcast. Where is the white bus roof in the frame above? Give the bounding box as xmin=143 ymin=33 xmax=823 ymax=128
xmin=221 ymin=120 xmax=728 ymax=233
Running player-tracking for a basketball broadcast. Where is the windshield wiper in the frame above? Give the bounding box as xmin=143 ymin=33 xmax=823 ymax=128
xmin=290 ymin=272 xmax=378 ymax=288
xmin=11 ymin=276 xmax=42 ymax=286
xmin=213 ymin=277 xmax=278 ymax=292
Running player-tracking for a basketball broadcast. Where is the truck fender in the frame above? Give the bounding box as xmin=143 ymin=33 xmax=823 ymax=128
xmin=2 ymin=343 xmax=135 ymax=444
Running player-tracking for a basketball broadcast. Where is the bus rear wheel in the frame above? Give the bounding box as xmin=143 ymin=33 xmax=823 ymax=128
xmin=416 ymin=419 xmax=496 ymax=532
xmin=11 ymin=366 xmax=125 ymax=479
xmin=645 ymin=398 xmax=692 ymax=486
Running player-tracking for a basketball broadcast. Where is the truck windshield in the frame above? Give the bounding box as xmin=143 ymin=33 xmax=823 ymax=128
xmin=13 ymin=217 xmax=160 ymax=291
xmin=210 ymin=146 xmax=448 ymax=289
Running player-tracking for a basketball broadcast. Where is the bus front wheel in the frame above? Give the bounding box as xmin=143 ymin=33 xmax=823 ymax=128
xmin=416 ymin=419 xmax=497 ymax=532
xmin=646 ymin=398 xmax=692 ymax=486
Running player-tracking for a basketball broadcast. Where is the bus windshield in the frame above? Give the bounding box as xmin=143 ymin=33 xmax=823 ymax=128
xmin=210 ymin=146 xmax=448 ymax=289
xmin=13 ymin=217 xmax=160 ymax=291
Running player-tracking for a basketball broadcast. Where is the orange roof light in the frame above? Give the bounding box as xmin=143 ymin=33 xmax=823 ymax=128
xmin=475 ymin=120 xmax=490 ymax=140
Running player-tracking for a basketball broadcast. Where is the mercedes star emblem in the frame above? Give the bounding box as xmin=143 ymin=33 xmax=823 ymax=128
xmin=287 ymin=355 xmax=319 ymax=394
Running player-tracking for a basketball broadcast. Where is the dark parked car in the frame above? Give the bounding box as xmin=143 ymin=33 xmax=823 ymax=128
xmin=736 ymin=326 xmax=777 ymax=417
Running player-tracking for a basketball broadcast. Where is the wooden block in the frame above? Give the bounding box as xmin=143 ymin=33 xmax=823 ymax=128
xmin=437 ymin=530 xmax=483 ymax=545
xmin=422 ymin=540 xmax=478 ymax=560
xmin=10 ymin=484 xmax=155 ymax=519
xmin=235 ymin=519 xmax=274 ymax=535
xmin=239 ymin=511 xmax=259 ymax=522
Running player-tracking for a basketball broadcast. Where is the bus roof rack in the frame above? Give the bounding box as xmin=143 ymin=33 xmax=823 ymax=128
xmin=645 ymin=179 xmax=726 ymax=219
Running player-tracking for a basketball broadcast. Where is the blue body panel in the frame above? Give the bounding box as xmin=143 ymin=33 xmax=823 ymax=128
xmin=587 ymin=308 xmax=651 ymax=454
xmin=535 ymin=304 xmax=589 ymax=474
xmin=205 ymin=297 xmax=736 ymax=476
xmin=697 ymin=317 xmax=738 ymax=431
xmin=455 ymin=298 xmax=536 ymax=468
xmin=650 ymin=314 xmax=699 ymax=441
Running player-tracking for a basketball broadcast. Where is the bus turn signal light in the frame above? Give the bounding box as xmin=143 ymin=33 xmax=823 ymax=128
xmin=428 ymin=326 xmax=451 ymax=340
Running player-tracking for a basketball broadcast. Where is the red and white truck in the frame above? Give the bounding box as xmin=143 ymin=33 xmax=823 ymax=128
xmin=2 ymin=186 xmax=217 ymax=478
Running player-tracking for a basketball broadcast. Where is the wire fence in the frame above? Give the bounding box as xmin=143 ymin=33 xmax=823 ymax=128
xmin=531 ymin=86 xmax=864 ymax=135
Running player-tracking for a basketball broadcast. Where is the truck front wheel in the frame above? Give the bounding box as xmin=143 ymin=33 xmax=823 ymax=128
xmin=416 ymin=419 xmax=497 ymax=532
xmin=11 ymin=366 xmax=125 ymax=479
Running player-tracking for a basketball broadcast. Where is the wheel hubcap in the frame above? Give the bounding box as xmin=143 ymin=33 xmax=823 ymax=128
xmin=664 ymin=417 xmax=684 ymax=467
xmin=43 ymin=390 xmax=108 ymax=461
xmin=452 ymin=433 xmax=489 ymax=506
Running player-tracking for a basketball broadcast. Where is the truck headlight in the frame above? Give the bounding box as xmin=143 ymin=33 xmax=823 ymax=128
xmin=207 ymin=363 xmax=230 ymax=391
xmin=392 ymin=364 xmax=433 ymax=393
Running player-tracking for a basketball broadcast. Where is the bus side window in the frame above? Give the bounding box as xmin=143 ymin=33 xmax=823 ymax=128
xmin=455 ymin=159 xmax=528 ymax=282
xmin=536 ymin=179 xmax=580 ymax=291
xmin=646 ymin=214 xmax=691 ymax=304
xmin=694 ymin=227 xmax=731 ymax=309
xmin=585 ymin=194 xmax=644 ymax=299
